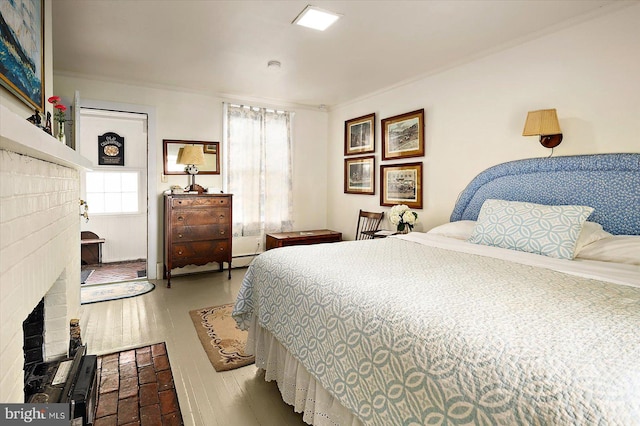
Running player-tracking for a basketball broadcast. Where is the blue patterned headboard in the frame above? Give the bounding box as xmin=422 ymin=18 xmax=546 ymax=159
xmin=450 ymin=153 xmax=640 ymax=235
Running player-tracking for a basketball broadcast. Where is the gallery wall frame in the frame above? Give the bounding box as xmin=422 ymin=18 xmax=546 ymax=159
xmin=163 ymin=140 xmax=220 ymax=175
xmin=380 ymin=162 xmax=423 ymax=209
xmin=344 ymin=155 xmax=375 ymax=195
xmin=381 ymin=109 xmax=424 ymax=160
xmin=0 ymin=0 xmax=45 ymax=111
xmin=344 ymin=113 xmax=375 ymax=156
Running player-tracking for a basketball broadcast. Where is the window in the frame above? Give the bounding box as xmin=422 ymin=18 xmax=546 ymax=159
xmin=224 ymin=104 xmax=293 ymax=237
xmin=85 ymin=171 xmax=139 ymax=214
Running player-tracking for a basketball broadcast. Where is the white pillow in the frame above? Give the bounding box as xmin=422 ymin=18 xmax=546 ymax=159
xmin=468 ymin=199 xmax=593 ymax=260
xmin=574 ymin=221 xmax=612 ymax=254
xmin=428 ymin=220 xmax=476 ymax=240
xmin=575 ymin=235 xmax=640 ymax=265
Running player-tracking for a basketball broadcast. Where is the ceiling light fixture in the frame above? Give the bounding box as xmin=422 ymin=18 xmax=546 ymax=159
xmin=292 ymin=5 xmax=341 ymax=31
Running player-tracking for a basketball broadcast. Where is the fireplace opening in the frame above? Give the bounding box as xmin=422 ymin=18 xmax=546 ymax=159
xmin=22 ymin=299 xmax=98 ymax=424
xmin=23 ymin=298 xmax=45 ymax=400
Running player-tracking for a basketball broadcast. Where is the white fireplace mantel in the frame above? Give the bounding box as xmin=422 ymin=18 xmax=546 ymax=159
xmin=0 ymin=104 xmax=92 ymax=170
xmin=0 ymin=103 xmax=89 ymax=402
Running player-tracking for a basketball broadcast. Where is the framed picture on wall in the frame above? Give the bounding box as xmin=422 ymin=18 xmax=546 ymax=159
xmin=381 ymin=109 xmax=424 ymax=160
xmin=345 ymin=113 xmax=375 ymax=156
xmin=344 ymin=156 xmax=375 ymax=195
xmin=380 ymin=162 xmax=423 ymax=208
xmin=0 ymin=0 xmax=45 ymax=111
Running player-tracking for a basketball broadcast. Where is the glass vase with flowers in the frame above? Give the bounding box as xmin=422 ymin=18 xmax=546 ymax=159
xmin=389 ymin=204 xmax=418 ymax=233
xmin=47 ymin=96 xmax=67 ymax=142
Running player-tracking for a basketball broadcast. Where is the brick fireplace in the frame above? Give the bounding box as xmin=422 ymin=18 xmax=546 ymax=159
xmin=0 ymin=104 xmax=89 ymax=402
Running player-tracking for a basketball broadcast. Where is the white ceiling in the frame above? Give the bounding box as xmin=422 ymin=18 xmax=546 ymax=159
xmin=51 ymin=0 xmax=628 ymax=109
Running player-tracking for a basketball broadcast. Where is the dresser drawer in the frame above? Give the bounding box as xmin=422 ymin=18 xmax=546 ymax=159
xmin=171 ymin=241 xmax=229 ymax=265
xmin=171 ymin=208 xmax=230 ymax=226
xmin=172 ymin=224 xmax=229 ymax=242
xmin=171 ymin=196 xmax=230 ymax=208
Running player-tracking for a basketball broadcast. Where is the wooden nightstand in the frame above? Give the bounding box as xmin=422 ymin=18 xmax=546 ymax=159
xmin=266 ymin=229 xmax=342 ymax=250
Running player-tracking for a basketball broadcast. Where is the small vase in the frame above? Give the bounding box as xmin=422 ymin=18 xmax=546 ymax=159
xmin=396 ymin=225 xmax=411 ymax=234
xmin=57 ymin=121 xmax=65 ymax=143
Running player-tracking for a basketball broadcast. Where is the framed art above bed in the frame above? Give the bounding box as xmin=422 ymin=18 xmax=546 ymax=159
xmin=344 ymin=155 xmax=375 ymax=195
xmin=380 ymin=162 xmax=423 ymax=208
xmin=344 ymin=113 xmax=375 ymax=156
xmin=381 ymin=108 xmax=424 ymax=160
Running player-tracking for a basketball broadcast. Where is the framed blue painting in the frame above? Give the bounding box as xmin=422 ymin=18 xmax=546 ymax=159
xmin=0 ymin=0 xmax=45 ymax=111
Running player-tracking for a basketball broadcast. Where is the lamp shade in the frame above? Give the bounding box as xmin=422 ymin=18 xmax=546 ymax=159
xmin=522 ymin=109 xmax=562 ymax=136
xmin=177 ymin=145 xmax=205 ymax=165
xmin=176 ymin=147 xmax=184 ymax=164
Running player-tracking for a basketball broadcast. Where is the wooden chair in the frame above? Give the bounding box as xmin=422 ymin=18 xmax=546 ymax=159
xmin=355 ymin=210 xmax=384 ymax=240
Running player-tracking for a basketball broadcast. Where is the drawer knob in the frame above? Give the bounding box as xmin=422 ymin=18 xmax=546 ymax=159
xmin=178 ymin=216 xmax=184 ymax=221
xmin=219 ymin=214 xmax=225 ymax=219
xmin=178 ymin=250 xmax=183 ymax=255
xmin=178 ymin=234 xmax=183 ymax=238
xmin=220 ymin=230 xmax=225 ymax=235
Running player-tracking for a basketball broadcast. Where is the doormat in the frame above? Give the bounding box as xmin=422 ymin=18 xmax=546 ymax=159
xmin=81 ymin=281 xmax=155 ymax=305
xmin=189 ymin=304 xmax=254 ymax=372
xmin=81 ymin=269 xmax=94 ymax=284
xmin=95 ymin=342 xmax=183 ymax=425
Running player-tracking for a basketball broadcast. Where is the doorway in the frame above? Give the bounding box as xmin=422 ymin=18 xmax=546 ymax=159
xmin=79 ymin=108 xmax=148 ymax=285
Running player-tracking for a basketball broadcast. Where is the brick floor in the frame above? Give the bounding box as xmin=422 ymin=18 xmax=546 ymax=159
xmin=82 ymin=260 xmax=146 ymax=285
xmin=94 ymin=343 xmax=183 ymax=426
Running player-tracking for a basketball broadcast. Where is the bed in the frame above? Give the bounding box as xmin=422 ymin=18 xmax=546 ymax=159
xmin=233 ymin=153 xmax=640 ymax=425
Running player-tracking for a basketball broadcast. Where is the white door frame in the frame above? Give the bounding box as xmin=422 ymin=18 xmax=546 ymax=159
xmin=79 ymin=98 xmax=158 ymax=280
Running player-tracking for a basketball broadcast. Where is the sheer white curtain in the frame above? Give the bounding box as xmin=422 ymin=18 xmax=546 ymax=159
xmin=224 ymin=103 xmax=294 ymax=237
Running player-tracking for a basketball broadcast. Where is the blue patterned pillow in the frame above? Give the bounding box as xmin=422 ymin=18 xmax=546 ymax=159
xmin=468 ymin=199 xmax=594 ymax=259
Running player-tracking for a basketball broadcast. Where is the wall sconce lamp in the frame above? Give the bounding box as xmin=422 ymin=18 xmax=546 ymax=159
xmin=176 ymin=144 xmax=206 ymax=193
xmin=522 ymin=109 xmax=563 ymax=148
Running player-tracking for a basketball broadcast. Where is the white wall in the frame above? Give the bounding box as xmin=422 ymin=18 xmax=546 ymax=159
xmin=327 ymin=4 xmax=640 ymax=240
xmin=53 ymin=76 xmax=329 ymax=268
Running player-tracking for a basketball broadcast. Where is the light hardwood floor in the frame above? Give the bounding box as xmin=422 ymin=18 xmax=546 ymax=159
xmin=80 ymin=268 xmax=306 ymax=426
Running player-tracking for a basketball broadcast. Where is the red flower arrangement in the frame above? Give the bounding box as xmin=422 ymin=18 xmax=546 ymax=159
xmin=47 ymin=96 xmax=67 ymax=123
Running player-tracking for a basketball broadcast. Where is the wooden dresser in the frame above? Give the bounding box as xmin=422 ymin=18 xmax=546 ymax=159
xmin=163 ymin=194 xmax=232 ymax=287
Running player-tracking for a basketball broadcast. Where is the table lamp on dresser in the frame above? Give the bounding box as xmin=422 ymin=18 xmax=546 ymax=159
xmin=177 ymin=144 xmax=206 ymax=193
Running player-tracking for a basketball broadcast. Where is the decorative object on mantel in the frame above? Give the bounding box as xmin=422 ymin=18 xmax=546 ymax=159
xmin=48 ymin=96 xmax=67 ymax=143
xmin=389 ymin=204 xmax=418 ymax=233
xmin=45 ymin=112 xmax=52 ymax=134
xmin=26 ymin=109 xmax=52 ymax=135
xmin=26 ymin=109 xmax=42 ymax=126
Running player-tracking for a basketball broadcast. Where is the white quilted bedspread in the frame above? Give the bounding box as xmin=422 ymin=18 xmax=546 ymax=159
xmin=233 ymin=235 xmax=640 ymax=425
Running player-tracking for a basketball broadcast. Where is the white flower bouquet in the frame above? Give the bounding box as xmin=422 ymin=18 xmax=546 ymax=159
xmin=389 ymin=204 xmax=418 ymax=233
